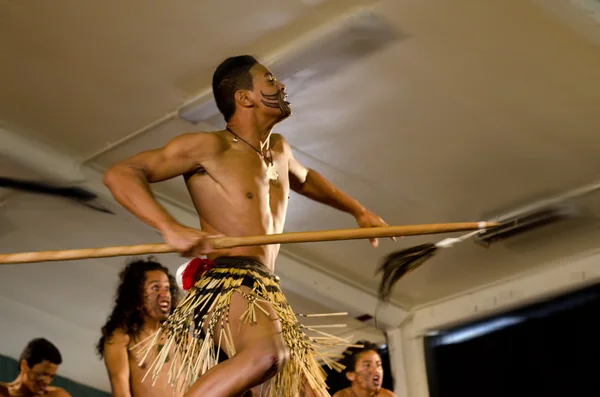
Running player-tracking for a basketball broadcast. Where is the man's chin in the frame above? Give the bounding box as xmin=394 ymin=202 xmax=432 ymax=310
xmin=275 ymin=108 xmax=292 ymax=123
xmin=159 ymin=312 xmax=170 ymax=321
xmin=369 ymin=384 xmax=382 ymax=392
xmin=149 ymin=309 xmax=170 ymax=321
xmin=282 ymin=104 xmax=292 ymax=117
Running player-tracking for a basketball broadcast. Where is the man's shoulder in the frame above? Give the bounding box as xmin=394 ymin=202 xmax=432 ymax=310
xmin=46 ymin=386 xmax=72 ymax=397
xmin=271 ymin=133 xmax=287 ymax=144
xmin=171 ymin=131 xmax=229 ymax=162
xmin=172 ymin=131 xmax=224 ymax=148
xmin=270 ymin=133 xmax=291 ymax=153
xmin=0 ymin=383 xmax=9 ymax=397
xmin=331 ymin=388 xmax=350 ymax=397
xmin=104 ymin=327 xmax=131 ymax=346
xmin=380 ymin=388 xmax=398 ymax=397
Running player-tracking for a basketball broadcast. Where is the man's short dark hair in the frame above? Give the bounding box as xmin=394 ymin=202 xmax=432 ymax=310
xmin=19 ymin=338 xmax=62 ymax=367
xmin=340 ymin=340 xmax=381 ymax=374
xmin=212 ymin=55 xmax=258 ymax=122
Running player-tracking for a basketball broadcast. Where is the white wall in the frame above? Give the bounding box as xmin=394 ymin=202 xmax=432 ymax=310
xmin=398 ymin=247 xmax=600 ymax=397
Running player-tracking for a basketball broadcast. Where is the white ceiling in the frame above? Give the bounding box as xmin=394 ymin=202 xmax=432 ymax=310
xmin=2 ymin=0 xmax=600 ymax=391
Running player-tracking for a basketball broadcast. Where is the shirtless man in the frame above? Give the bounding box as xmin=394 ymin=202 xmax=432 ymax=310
xmin=96 ymin=257 xmax=182 ymax=397
xmin=332 ymin=342 xmax=398 ymax=397
xmin=0 ymin=338 xmax=71 ymax=397
xmin=103 ymin=55 xmax=390 ymax=397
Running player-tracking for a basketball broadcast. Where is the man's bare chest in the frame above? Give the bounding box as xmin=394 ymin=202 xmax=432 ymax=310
xmin=191 ymin=149 xmax=289 ymax=190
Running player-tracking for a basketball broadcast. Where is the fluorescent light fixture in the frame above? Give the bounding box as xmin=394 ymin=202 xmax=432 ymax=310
xmin=433 ymin=317 xmax=524 ymax=346
xmin=178 ymin=97 xmax=220 ymax=126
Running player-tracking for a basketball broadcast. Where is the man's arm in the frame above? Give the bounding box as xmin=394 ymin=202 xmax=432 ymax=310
xmin=289 ymin=164 xmax=365 ymax=218
xmin=285 ymin=137 xmax=392 ymax=247
xmin=103 ymin=133 xmax=203 ymax=232
xmin=102 ymin=330 xmax=133 ymax=397
xmin=103 ymin=132 xmax=218 ymax=255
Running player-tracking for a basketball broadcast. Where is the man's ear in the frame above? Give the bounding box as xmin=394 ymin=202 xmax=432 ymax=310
xmin=345 ymin=371 xmax=356 ymax=382
xmin=20 ymin=359 xmax=29 ymax=373
xmin=234 ymin=89 xmax=254 ymax=108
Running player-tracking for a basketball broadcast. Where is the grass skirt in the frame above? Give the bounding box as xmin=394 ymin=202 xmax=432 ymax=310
xmin=133 ymin=256 xmax=351 ymax=397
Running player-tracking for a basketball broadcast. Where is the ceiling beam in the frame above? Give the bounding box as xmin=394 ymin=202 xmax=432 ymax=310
xmin=0 ymin=126 xmax=86 ymax=182
xmin=1 ymin=126 xmax=409 ymax=329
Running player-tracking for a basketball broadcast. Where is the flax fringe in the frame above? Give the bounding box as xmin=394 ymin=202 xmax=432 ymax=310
xmin=131 ymin=265 xmax=353 ymax=397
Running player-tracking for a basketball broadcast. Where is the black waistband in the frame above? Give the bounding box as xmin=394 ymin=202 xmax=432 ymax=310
xmin=212 ymin=256 xmax=276 ymax=279
xmin=213 ymin=255 xmax=265 ymax=267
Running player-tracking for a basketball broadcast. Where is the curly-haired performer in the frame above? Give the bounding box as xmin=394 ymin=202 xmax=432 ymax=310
xmin=332 ymin=341 xmax=397 ymax=397
xmin=103 ymin=55 xmax=391 ymax=397
xmin=96 ymin=257 xmax=181 ymax=397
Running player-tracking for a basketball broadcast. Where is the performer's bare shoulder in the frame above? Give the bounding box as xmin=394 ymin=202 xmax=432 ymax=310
xmin=331 ymin=388 xmax=351 ymax=397
xmin=332 ymin=388 xmax=398 ymax=397
xmin=374 ymin=389 xmax=397 ymax=397
xmin=42 ymin=386 xmax=71 ymax=397
xmin=108 ymin=131 xmax=225 ymax=182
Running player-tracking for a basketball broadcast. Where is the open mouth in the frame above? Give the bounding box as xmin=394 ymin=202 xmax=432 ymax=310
xmin=278 ymin=93 xmax=291 ymax=115
xmin=159 ymin=301 xmax=170 ymax=312
xmin=372 ymin=375 xmax=381 ymax=386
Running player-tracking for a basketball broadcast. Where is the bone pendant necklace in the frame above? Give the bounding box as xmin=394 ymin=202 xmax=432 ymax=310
xmin=226 ymin=127 xmax=278 ymax=181
xmin=265 ymin=162 xmax=278 ymax=181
